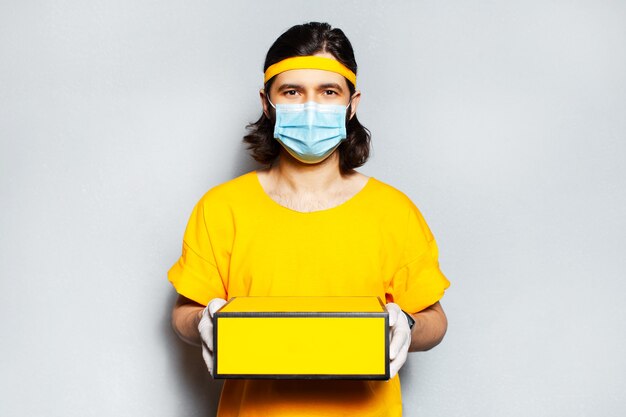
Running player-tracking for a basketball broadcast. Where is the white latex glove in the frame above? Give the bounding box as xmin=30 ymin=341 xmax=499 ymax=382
xmin=198 ymin=297 xmax=228 ymax=376
xmin=387 ymin=302 xmax=412 ymax=379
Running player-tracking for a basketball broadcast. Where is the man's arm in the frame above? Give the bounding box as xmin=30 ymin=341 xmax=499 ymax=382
xmin=171 ymin=294 xmax=205 ymax=346
xmin=408 ymin=301 xmax=448 ymax=352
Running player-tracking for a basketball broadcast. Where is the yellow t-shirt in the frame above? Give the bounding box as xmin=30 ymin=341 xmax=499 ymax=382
xmin=168 ymin=171 xmax=450 ymax=417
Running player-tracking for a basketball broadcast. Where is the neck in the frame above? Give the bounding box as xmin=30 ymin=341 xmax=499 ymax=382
xmin=269 ymin=149 xmax=345 ymax=194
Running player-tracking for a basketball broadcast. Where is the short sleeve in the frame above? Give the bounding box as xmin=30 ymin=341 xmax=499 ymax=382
xmin=168 ymin=199 xmax=228 ymax=306
xmin=386 ymin=204 xmax=450 ymax=314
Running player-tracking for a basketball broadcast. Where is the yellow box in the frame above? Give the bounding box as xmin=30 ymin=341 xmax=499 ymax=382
xmin=213 ymin=296 xmax=389 ymax=379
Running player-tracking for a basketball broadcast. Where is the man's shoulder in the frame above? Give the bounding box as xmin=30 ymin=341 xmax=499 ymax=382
xmin=367 ymin=177 xmax=418 ymax=210
xmin=197 ymin=171 xmax=259 ymax=208
xmin=364 ymin=178 xmax=434 ymax=238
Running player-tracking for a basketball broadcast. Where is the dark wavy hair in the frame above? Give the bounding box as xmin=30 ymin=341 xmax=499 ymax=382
xmin=243 ymin=22 xmax=371 ymax=174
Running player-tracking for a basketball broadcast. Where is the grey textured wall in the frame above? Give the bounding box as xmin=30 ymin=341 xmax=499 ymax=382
xmin=1 ymin=1 xmax=625 ymax=416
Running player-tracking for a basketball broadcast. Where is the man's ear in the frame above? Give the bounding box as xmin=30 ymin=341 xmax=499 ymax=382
xmin=348 ymin=90 xmax=362 ymax=120
xmin=260 ymin=89 xmax=270 ymax=118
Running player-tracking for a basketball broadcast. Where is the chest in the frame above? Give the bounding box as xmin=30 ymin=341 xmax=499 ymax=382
xmin=266 ymin=189 xmax=358 ymax=212
xmin=226 ymin=212 xmax=401 ymax=297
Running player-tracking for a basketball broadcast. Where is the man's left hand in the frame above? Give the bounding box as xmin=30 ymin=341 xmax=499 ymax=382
xmin=386 ymin=302 xmax=412 ymax=378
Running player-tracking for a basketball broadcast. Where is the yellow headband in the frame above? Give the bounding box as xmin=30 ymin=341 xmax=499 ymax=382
xmin=264 ymin=56 xmax=357 ymax=86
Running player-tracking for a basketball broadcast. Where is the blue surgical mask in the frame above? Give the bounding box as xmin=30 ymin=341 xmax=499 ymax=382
xmin=269 ymin=99 xmax=350 ymax=164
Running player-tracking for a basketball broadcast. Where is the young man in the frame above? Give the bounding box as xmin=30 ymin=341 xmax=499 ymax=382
xmin=169 ymin=22 xmax=450 ymax=416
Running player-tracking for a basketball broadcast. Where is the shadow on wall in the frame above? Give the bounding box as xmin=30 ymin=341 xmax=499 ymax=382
xmin=231 ymin=141 xmax=264 ymax=178
xmin=163 ymin=291 xmax=223 ymax=416
xmin=163 ymin=149 xmax=261 ymax=415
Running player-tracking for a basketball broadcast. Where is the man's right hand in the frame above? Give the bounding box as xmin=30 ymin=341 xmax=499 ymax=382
xmin=198 ymin=298 xmax=228 ymax=376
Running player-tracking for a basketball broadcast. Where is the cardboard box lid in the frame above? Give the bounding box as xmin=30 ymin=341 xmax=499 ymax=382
xmin=218 ymin=296 xmax=386 ymax=314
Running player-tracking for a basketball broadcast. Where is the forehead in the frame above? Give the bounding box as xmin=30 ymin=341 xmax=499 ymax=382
xmin=272 ymin=68 xmax=350 ymax=90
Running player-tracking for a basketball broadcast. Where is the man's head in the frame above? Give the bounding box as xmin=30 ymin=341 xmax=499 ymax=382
xmin=244 ymin=22 xmax=370 ymax=173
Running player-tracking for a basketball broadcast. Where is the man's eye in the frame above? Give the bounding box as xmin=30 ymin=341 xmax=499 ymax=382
xmin=285 ymin=90 xmax=298 ymax=96
xmin=324 ymin=90 xmax=337 ymax=95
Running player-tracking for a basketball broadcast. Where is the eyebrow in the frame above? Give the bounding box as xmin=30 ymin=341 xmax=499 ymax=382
xmin=318 ymin=83 xmax=344 ymax=93
xmin=276 ymin=84 xmax=304 ymax=92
